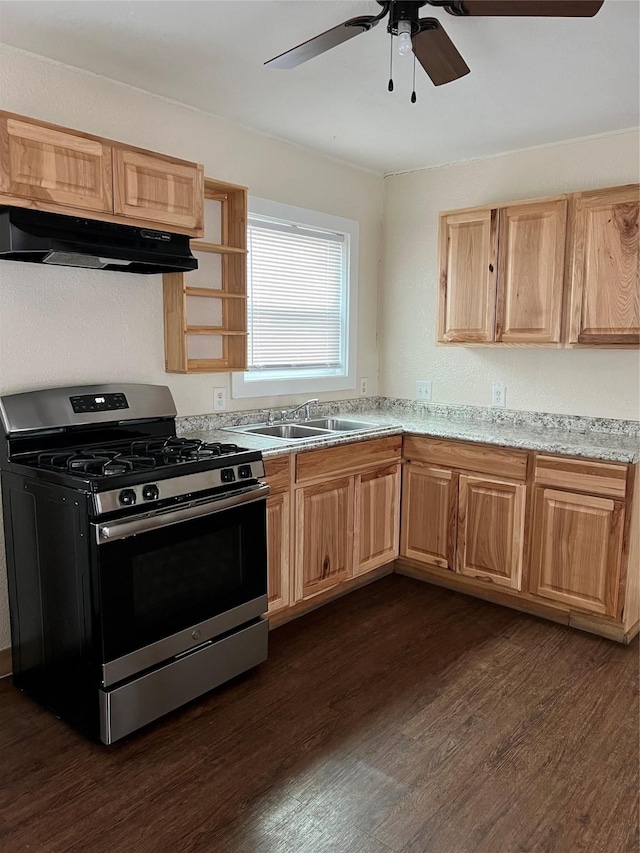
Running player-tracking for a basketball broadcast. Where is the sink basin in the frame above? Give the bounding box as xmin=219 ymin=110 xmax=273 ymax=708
xmin=241 ymin=424 xmax=332 ymax=440
xmin=304 ymin=418 xmax=379 ymax=432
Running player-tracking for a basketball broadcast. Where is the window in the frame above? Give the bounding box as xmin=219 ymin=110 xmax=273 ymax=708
xmin=231 ymin=198 xmax=358 ymax=399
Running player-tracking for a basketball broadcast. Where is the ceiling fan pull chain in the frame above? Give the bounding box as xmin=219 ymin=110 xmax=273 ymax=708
xmin=388 ymin=30 xmax=394 ymax=91
xmin=411 ymin=53 xmax=417 ymax=103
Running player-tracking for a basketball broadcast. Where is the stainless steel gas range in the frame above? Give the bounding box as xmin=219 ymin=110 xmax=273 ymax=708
xmin=0 ymin=384 xmax=269 ymax=744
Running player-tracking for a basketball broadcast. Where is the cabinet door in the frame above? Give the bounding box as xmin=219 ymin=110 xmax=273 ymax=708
xmin=0 ymin=115 xmax=112 ymax=212
xmin=113 ymin=147 xmax=204 ymax=234
xmin=266 ymin=492 xmax=290 ymax=615
xmin=400 ymin=464 xmax=457 ymax=570
xmin=495 ymin=199 xmax=567 ymax=343
xmin=438 ymin=208 xmax=498 ymax=343
xmin=354 ymin=464 xmax=401 ymax=576
xmin=568 ymin=185 xmax=639 ymax=345
xmin=530 ymin=487 xmax=624 ymax=616
xmin=295 ymin=477 xmax=354 ymax=600
xmin=457 ymin=475 xmax=526 ymax=590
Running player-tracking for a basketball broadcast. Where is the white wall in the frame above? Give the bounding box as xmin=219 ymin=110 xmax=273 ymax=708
xmin=0 ymin=46 xmax=383 ymax=650
xmin=0 ymin=46 xmax=383 ymax=416
xmin=380 ymin=130 xmax=640 ymax=420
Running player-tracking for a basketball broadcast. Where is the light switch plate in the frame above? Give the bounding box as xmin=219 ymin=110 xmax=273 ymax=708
xmin=415 ymin=380 xmax=432 ymax=401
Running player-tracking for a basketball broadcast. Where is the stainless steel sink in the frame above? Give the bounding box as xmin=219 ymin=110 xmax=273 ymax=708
xmin=240 ymin=424 xmax=332 ymax=440
xmin=225 ymin=416 xmax=381 ymax=441
xmin=304 ymin=418 xmax=379 ymax=432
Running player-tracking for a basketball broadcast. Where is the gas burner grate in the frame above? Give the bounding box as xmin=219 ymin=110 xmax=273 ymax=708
xmin=37 ymin=449 xmax=156 ymax=476
xmin=130 ymin=437 xmax=242 ymax=461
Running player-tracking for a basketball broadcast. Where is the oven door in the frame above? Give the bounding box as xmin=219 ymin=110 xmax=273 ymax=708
xmin=92 ymin=483 xmax=268 ymax=686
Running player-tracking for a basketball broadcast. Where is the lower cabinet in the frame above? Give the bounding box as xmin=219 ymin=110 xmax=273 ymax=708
xmin=398 ymin=437 xmax=638 ymax=641
xmin=354 ymin=464 xmax=401 ymax=576
xmin=400 ymin=461 xmax=525 ymax=590
xmin=400 ymin=464 xmax=457 ymax=571
xmin=264 ymin=437 xmax=403 ymax=617
xmin=266 ymin=491 xmax=290 ymax=614
xmin=529 ymin=487 xmax=624 ymax=617
xmin=263 ymin=434 xmax=637 ymax=642
xmin=457 ymin=474 xmax=526 ymax=590
xmin=295 ymin=477 xmax=354 ymax=599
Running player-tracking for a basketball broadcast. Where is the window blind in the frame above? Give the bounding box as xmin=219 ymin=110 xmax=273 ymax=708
xmin=247 ymin=218 xmax=346 ymax=372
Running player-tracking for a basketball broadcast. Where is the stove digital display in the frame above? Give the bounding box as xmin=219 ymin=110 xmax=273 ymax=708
xmin=70 ymin=393 xmax=129 ymax=414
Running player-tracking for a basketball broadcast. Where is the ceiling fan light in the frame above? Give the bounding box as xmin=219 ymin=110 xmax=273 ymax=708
xmin=397 ymin=21 xmax=413 ymax=55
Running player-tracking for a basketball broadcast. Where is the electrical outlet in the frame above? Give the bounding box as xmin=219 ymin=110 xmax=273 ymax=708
xmin=491 ymin=384 xmax=506 ymax=408
xmin=213 ymin=387 xmax=227 ymax=412
xmin=415 ymin=380 xmax=432 ymax=401
xmin=359 ymin=377 xmax=368 ymax=396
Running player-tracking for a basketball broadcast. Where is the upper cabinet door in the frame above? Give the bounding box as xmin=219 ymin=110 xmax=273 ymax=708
xmin=495 ymin=199 xmax=567 ymax=343
xmin=438 ymin=209 xmax=498 ymax=343
xmin=113 ymin=147 xmax=204 ymax=235
xmin=0 ymin=115 xmax=113 ymax=212
xmin=568 ymin=185 xmax=639 ymax=346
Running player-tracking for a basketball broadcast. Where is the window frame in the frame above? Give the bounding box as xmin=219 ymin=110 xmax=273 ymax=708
xmin=231 ymin=197 xmax=358 ymax=400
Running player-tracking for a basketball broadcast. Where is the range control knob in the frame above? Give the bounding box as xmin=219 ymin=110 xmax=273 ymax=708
xmin=119 ymin=489 xmax=137 ymax=506
xmin=142 ymin=484 xmax=160 ymax=502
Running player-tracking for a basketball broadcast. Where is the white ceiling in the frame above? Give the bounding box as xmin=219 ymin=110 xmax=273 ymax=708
xmin=0 ymin=0 xmax=638 ymax=174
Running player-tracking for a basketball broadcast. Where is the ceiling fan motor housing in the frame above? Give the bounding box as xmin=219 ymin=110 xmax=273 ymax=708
xmin=380 ymin=1 xmax=429 ymax=35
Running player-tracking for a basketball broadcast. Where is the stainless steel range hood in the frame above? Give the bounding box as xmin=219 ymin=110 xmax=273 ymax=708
xmin=0 ymin=206 xmax=198 ymax=274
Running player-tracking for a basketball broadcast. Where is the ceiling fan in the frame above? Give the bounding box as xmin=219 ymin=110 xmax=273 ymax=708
xmin=265 ymin=1 xmax=605 ymax=90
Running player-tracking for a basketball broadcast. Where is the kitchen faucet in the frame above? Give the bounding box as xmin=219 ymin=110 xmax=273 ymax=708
xmin=279 ymin=398 xmax=319 ymax=422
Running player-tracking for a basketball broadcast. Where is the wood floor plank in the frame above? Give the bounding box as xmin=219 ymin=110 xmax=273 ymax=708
xmin=0 ymin=576 xmax=637 ymax=853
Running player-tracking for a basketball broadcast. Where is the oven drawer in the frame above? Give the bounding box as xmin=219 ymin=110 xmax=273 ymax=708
xmin=99 ymin=618 xmax=268 ymax=744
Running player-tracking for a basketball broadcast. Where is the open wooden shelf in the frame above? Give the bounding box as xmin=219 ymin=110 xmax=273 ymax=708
xmin=163 ymin=176 xmax=248 ymax=373
xmin=191 ymin=241 xmax=247 ymax=255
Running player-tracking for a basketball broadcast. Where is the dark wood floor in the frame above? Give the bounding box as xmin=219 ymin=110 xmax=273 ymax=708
xmin=0 ymin=575 xmax=638 ymax=853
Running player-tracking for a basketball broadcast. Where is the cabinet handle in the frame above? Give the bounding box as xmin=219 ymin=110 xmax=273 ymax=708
xmin=489 ymin=263 xmax=494 ymax=272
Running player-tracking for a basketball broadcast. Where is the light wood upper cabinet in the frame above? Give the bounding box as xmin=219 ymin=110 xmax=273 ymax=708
xmin=438 ymin=184 xmax=639 ymax=348
xmin=354 ymin=464 xmax=401 ymax=576
xmin=113 ymin=147 xmax=204 ymax=233
xmin=496 ymin=199 xmax=567 ymax=343
xmin=438 ymin=208 xmax=498 ymax=343
xmin=295 ymin=477 xmax=354 ymax=600
xmin=568 ymin=185 xmax=639 ymax=346
xmin=0 ymin=115 xmax=113 ymax=212
xmin=0 ymin=111 xmax=205 ymax=236
xmin=529 ymin=487 xmax=624 ymax=617
xmin=400 ymin=463 xmax=458 ymax=571
xmin=457 ymin=475 xmax=526 ymax=590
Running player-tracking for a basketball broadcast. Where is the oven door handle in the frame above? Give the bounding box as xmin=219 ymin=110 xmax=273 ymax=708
xmin=93 ymin=483 xmax=270 ymax=544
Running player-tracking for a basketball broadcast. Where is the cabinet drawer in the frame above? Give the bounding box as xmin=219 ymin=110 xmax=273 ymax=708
xmin=534 ymin=455 xmax=628 ymax=499
xmin=296 ymin=436 xmax=402 ymax=484
xmin=263 ymin=455 xmax=291 ymax=495
xmin=403 ymin=436 xmax=527 ymax=481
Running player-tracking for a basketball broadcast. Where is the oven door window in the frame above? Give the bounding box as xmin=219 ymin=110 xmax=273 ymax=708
xmin=97 ymin=499 xmax=267 ymax=662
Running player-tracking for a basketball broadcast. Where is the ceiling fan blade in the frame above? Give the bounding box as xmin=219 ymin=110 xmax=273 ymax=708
xmin=265 ymin=15 xmax=381 ymax=69
xmin=449 ymin=1 xmax=604 ymax=16
xmin=412 ymin=20 xmax=471 ymax=86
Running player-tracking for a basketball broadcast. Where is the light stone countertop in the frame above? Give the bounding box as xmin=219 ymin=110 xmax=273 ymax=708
xmin=180 ymin=407 xmax=640 ymax=464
